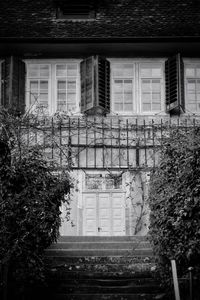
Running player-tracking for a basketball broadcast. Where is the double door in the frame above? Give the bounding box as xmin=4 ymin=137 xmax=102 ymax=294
xmin=83 ymin=192 xmax=125 ymax=236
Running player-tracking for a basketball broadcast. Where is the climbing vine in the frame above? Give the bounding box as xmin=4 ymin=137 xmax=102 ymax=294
xmin=148 ymin=126 xmax=200 ymax=285
xmin=0 ymin=109 xmax=73 ymax=299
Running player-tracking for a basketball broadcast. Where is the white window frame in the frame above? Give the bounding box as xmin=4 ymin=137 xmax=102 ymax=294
xmin=109 ymin=58 xmax=166 ymax=115
xmin=184 ymin=59 xmax=200 ymax=114
xmin=25 ymin=59 xmax=81 ymax=115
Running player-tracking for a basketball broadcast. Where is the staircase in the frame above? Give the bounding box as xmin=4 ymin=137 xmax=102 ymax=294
xmin=43 ymin=236 xmax=166 ymax=300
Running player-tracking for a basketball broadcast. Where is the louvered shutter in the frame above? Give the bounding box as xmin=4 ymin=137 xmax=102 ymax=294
xmin=80 ymin=55 xmax=110 ymax=114
xmin=81 ymin=56 xmax=94 ymax=112
xmin=1 ymin=56 xmax=26 ymax=114
xmin=97 ymin=56 xmax=110 ymax=112
xmin=165 ymin=54 xmax=184 ymax=113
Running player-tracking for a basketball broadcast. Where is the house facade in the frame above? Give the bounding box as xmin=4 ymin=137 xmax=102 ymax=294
xmin=1 ymin=0 xmax=200 ymax=237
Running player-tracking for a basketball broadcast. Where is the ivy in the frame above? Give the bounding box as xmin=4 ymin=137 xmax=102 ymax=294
xmin=148 ymin=127 xmax=200 ymax=286
xmin=0 ymin=109 xmax=73 ymax=299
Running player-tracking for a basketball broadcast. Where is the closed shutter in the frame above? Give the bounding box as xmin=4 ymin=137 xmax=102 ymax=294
xmin=165 ymin=53 xmax=184 ymax=113
xmin=1 ymin=56 xmax=26 ymax=115
xmin=81 ymin=55 xmax=110 ymax=114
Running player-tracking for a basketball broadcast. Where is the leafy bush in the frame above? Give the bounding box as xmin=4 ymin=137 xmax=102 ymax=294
xmin=0 ymin=110 xmax=72 ymax=297
xmin=148 ymin=127 xmax=200 ymax=284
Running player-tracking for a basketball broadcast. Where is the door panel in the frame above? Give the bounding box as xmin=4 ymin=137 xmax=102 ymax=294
xmin=84 ymin=194 xmax=97 ymax=235
xmin=112 ymin=193 xmax=125 ymax=236
xmin=99 ymin=193 xmax=111 ymax=236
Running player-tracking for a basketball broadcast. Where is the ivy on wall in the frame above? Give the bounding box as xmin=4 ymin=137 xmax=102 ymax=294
xmin=0 ymin=109 xmax=72 ymax=299
xmin=148 ymin=126 xmax=200 ymax=285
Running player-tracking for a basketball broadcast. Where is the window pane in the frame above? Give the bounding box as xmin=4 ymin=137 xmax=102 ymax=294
xmin=67 ymin=65 xmax=77 ymax=76
xmin=114 ymin=80 xmax=123 ymax=91
xmin=113 ymin=64 xmax=124 ymax=77
xmin=141 ymin=79 xmax=151 ymax=91
xmin=40 ymin=81 xmax=48 ymax=90
xmin=124 ymin=80 xmax=132 ymax=92
xmin=196 ymin=68 xmax=200 ymax=77
xmin=142 ymin=92 xmax=151 ymax=102
xmin=114 ymin=103 xmax=123 ymax=111
xmin=124 ymin=93 xmax=133 ymax=102
xmin=58 ymin=81 xmax=66 ymax=90
xmin=30 ymin=81 xmax=38 ymax=91
xmin=67 ymin=80 xmax=76 ymax=90
xmin=40 ymin=65 xmax=49 ymax=77
xmin=123 ymin=64 xmax=133 ymax=77
xmin=152 ymin=92 xmax=161 ymax=102
xmin=152 ymin=68 xmax=161 ymax=77
xmin=67 ymin=93 xmax=76 ymax=102
xmin=114 ymin=93 xmax=123 ymax=102
xmin=30 ymin=93 xmax=38 ymax=105
xmin=187 ymin=79 xmax=196 ymax=90
xmin=152 ymin=79 xmax=161 ymax=91
xmin=58 ymin=92 xmax=66 ymax=100
xmin=28 ymin=65 xmax=39 ymax=77
xmin=188 ymin=103 xmax=197 ymax=111
xmin=186 ymin=68 xmax=195 ymax=77
xmin=56 ymin=65 xmax=67 ymax=76
xmin=188 ymin=92 xmax=196 ymax=101
xmin=152 ymin=103 xmax=161 ymax=111
xmin=141 ymin=68 xmax=152 ymax=77
xmin=142 ymin=103 xmax=151 ymax=111
xmin=197 ymin=80 xmax=200 ymax=91
xmin=197 ymin=93 xmax=200 ymax=101
xmin=57 ymin=101 xmax=66 ymax=111
xmin=124 ymin=103 xmax=133 ymax=111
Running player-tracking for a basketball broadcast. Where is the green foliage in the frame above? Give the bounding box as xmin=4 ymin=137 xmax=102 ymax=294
xmin=148 ymin=127 xmax=200 ymax=284
xmin=0 ymin=110 xmax=72 ymax=295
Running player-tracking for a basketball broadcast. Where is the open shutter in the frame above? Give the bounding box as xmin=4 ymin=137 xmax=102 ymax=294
xmin=97 ymin=56 xmax=110 ymax=113
xmin=81 ymin=56 xmax=95 ymax=112
xmin=81 ymin=55 xmax=110 ymax=114
xmin=1 ymin=56 xmax=26 ymax=114
xmin=165 ymin=53 xmax=184 ymax=113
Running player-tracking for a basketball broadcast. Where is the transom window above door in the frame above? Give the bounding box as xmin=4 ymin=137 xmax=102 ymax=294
xmin=26 ymin=60 xmax=80 ymax=115
xmin=111 ymin=61 xmax=164 ymax=114
xmin=85 ymin=173 xmax=122 ymax=190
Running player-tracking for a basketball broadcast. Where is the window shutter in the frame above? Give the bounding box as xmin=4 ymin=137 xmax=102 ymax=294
xmin=1 ymin=56 xmax=26 ymax=114
xmin=81 ymin=55 xmax=110 ymax=114
xmin=165 ymin=53 xmax=184 ymax=113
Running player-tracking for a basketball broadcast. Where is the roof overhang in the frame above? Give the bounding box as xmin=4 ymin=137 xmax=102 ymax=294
xmin=1 ymin=37 xmax=200 ymax=58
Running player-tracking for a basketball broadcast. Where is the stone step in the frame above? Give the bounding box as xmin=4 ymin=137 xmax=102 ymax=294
xmin=47 ymin=278 xmax=159 ymax=286
xmin=48 ymin=271 xmax=155 ymax=280
xmin=49 ymin=241 xmax=151 ymax=250
xmin=50 ymin=283 xmax=161 ymax=294
xmin=40 ymin=293 xmax=166 ymax=300
xmin=45 ymin=256 xmax=155 ymax=266
xmin=58 ymin=236 xmax=149 ymax=242
xmin=45 ymin=248 xmax=153 ymax=257
xmin=47 ymin=261 xmax=156 ymax=279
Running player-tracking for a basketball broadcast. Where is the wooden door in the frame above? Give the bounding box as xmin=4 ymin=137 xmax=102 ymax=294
xmin=83 ymin=192 xmax=125 ymax=236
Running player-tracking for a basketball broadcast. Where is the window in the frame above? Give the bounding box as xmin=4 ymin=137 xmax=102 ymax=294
xmin=26 ymin=60 xmax=79 ymax=114
xmin=185 ymin=63 xmax=200 ymax=112
xmin=56 ymin=0 xmax=96 ymax=20
xmin=27 ymin=64 xmax=50 ymax=114
xmin=85 ymin=173 xmax=122 ymax=190
xmin=111 ymin=61 xmax=164 ymax=114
